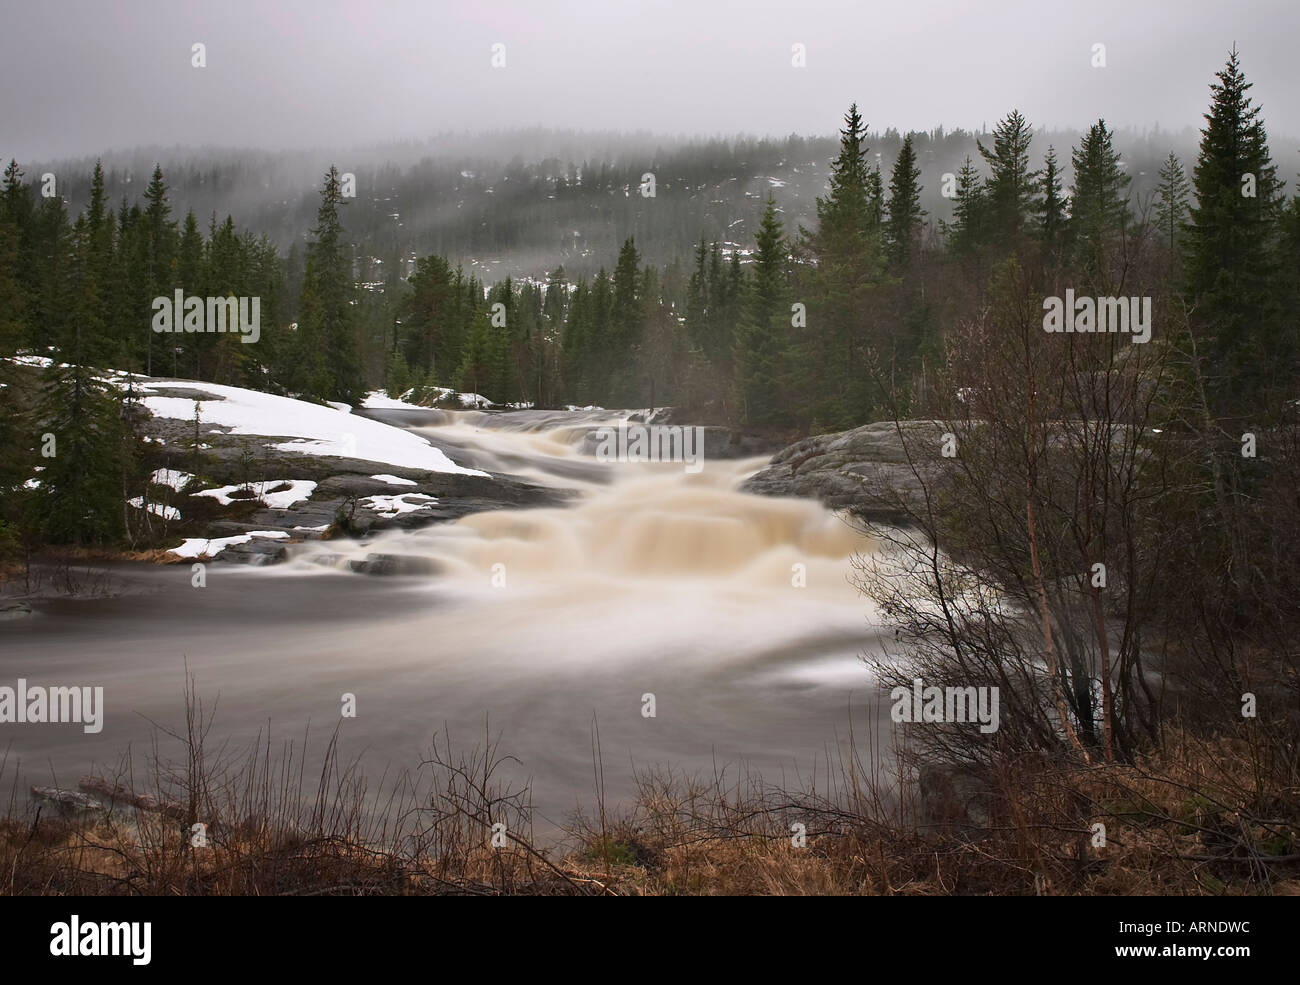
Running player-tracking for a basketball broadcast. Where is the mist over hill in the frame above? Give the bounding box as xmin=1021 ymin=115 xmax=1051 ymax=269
xmin=27 ymin=121 xmax=1272 ymax=283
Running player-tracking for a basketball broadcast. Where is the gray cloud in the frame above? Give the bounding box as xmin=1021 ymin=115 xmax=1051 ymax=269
xmin=3 ymin=0 xmax=1298 ymax=159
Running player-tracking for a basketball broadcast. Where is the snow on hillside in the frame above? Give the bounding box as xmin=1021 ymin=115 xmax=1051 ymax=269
xmin=138 ymin=380 xmax=488 ymax=477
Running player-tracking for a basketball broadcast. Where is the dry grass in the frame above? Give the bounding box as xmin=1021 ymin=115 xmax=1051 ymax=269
xmin=4 ymin=675 xmax=1292 ymax=896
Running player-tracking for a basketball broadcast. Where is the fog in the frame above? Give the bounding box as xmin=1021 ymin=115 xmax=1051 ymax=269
xmin=3 ymin=0 xmax=1299 ymax=160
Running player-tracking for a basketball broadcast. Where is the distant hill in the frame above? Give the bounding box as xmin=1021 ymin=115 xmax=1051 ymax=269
xmin=24 ymin=123 xmax=1293 ymax=281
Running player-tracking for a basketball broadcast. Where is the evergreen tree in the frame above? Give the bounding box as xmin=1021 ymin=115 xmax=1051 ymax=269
xmin=142 ymin=164 xmax=176 ymax=375
xmin=801 ymin=103 xmax=885 ymax=427
xmin=171 ymin=210 xmax=205 ymax=375
xmin=1154 ymin=151 xmax=1190 ymax=252
xmin=684 ymin=238 xmax=709 ymax=352
xmin=385 ymin=347 xmax=412 ymax=398
xmin=977 ymin=110 xmax=1038 ymax=243
xmin=1184 ymin=47 xmax=1285 ymax=413
xmin=885 ymin=134 xmax=926 ymax=267
xmin=36 ymin=194 xmax=125 ymax=548
xmin=1037 ymin=146 xmax=1067 ymax=250
xmin=735 ymin=197 xmax=791 ymax=427
xmin=866 ymin=164 xmax=886 ymax=231
xmin=296 ymin=166 xmax=362 ymax=402
xmin=608 ymin=237 xmax=644 ymax=402
xmin=1068 ymin=120 xmax=1131 ymax=281
xmin=1 ymin=161 xmax=34 ymax=352
xmin=942 ymin=156 xmax=986 ymax=257
xmin=0 ymin=195 xmax=26 ymax=357
xmin=456 ymin=312 xmax=493 ymax=399
xmin=28 ymin=192 xmax=72 ymax=353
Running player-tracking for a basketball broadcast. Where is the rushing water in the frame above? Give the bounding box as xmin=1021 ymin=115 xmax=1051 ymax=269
xmin=1 ymin=408 xmax=892 ymax=830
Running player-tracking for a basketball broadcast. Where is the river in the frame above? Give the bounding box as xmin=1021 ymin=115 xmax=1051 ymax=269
xmin=1 ymin=407 xmax=892 ymax=833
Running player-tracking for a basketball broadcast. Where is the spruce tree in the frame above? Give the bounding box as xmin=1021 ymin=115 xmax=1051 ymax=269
xmin=1037 ymin=146 xmax=1067 ymax=250
xmin=942 ymin=156 xmax=986 ymax=257
xmin=866 ymin=164 xmax=885 ymax=231
xmin=385 ymin=348 xmax=411 ymax=399
xmin=1068 ymin=120 xmax=1131 ymax=281
xmin=1154 ymin=152 xmax=1190 ymax=252
xmin=734 ymin=196 xmax=791 ymax=428
xmin=296 ymin=166 xmax=362 ymax=402
xmin=142 ymin=164 xmax=176 ymax=375
xmin=28 ymin=193 xmax=72 ymax=353
xmin=977 ymin=110 xmax=1038 ymax=243
xmin=802 ymin=103 xmax=884 ymax=427
xmin=456 ymin=312 xmax=493 ymax=400
xmin=684 ymin=238 xmax=709 ymax=353
xmin=1184 ymin=47 xmax=1284 ymax=413
xmin=885 ymin=134 xmax=926 ymax=267
xmin=609 ymin=237 xmax=644 ymax=402
xmin=0 ymin=202 xmax=26 ymax=357
xmin=36 ymin=195 xmax=125 ymax=547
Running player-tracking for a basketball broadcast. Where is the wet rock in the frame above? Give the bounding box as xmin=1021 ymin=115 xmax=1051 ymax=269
xmin=78 ymin=776 xmax=186 ymax=820
xmin=0 ymin=600 xmax=32 ymax=620
xmin=213 ymin=538 xmax=290 ymax=565
xmin=347 ymin=553 xmax=442 ymax=576
xmin=573 ymin=424 xmax=780 ymax=461
xmin=741 ymin=420 xmax=949 ymax=523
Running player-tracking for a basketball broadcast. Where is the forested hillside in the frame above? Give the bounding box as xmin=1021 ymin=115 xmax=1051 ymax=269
xmin=3 ymin=49 xmax=1298 ymax=548
xmin=27 ymin=123 xmax=1243 ymax=284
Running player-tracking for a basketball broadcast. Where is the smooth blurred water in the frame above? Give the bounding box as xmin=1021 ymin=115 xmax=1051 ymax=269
xmin=1 ymin=408 xmax=892 ymax=831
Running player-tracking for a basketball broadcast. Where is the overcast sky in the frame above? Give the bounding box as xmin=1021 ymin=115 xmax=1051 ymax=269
xmin=3 ymin=0 xmax=1299 ymax=161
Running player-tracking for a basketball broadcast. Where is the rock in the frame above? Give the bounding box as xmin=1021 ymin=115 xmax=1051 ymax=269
xmin=149 ymin=427 xmax=570 ymax=566
xmin=78 ymin=776 xmax=186 ymax=820
xmin=30 ymin=785 xmax=106 ymax=815
xmin=213 ymin=538 xmax=290 ymax=565
xmin=0 ymin=600 xmax=32 ymax=620
xmin=347 ymin=553 xmax=442 ymax=576
xmin=573 ymin=424 xmax=781 ymax=461
xmin=741 ymin=420 xmax=950 ymax=523
xmin=917 ymin=765 xmax=991 ymax=831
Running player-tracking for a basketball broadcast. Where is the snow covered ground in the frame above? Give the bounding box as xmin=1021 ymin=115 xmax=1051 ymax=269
xmin=138 ymin=380 xmax=488 ymax=477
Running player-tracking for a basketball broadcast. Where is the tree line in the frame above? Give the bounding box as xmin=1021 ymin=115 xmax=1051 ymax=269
xmin=2 ymin=49 xmax=1298 ymax=555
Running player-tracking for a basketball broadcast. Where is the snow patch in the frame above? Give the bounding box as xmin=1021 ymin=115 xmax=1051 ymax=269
xmin=149 ymin=468 xmax=194 ymax=491
xmin=168 ymin=531 xmax=289 ymax=559
xmin=361 ymin=493 xmax=438 ymax=516
xmin=190 ymin=479 xmax=317 ymax=509
xmin=138 ymin=380 xmax=487 ymax=477
xmin=128 ymin=497 xmax=181 ymax=521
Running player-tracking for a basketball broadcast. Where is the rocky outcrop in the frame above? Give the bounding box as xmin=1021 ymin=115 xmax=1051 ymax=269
xmin=572 ymin=423 xmax=779 ymax=461
xmin=740 ymin=420 xmax=950 ymax=523
xmin=137 ymin=403 xmax=571 ymax=566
